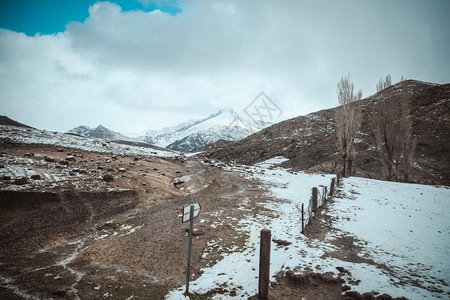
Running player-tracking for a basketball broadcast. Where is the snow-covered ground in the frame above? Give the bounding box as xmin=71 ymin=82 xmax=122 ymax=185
xmin=0 ymin=125 xmax=177 ymax=158
xmin=166 ymin=157 xmax=450 ymax=299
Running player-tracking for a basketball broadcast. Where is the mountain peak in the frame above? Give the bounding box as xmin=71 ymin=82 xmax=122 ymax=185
xmin=142 ymin=109 xmax=270 ymax=152
xmin=68 ymin=125 xmax=132 ymax=141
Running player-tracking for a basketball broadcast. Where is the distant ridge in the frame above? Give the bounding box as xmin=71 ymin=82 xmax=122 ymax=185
xmin=67 ymin=125 xmax=134 ymax=142
xmin=0 ymin=116 xmax=34 ymax=129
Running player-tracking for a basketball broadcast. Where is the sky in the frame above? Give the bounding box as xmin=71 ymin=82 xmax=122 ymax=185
xmin=0 ymin=0 xmax=449 ymax=134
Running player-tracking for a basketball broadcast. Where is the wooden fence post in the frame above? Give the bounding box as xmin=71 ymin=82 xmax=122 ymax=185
xmin=312 ymin=187 xmax=318 ymax=213
xmin=330 ymin=177 xmax=336 ymax=196
xmin=258 ymin=229 xmax=271 ymax=300
xmin=336 ymin=174 xmax=341 ymax=187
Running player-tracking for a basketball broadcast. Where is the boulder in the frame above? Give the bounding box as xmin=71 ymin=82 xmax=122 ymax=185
xmin=13 ymin=177 xmax=29 ymax=185
xmin=102 ymin=174 xmax=114 ymax=182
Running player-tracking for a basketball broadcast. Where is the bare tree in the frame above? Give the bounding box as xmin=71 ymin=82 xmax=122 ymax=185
xmin=372 ymin=80 xmax=416 ymax=181
xmin=372 ymin=99 xmax=399 ymax=181
xmin=399 ymin=82 xmax=416 ymax=181
xmin=376 ymin=74 xmax=392 ymax=92
xmin=335 ymin=75 xmax=363 ymax=177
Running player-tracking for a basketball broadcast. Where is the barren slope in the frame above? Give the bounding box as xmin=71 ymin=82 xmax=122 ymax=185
xmin=203 ymin=80 xmax=450 ymax=185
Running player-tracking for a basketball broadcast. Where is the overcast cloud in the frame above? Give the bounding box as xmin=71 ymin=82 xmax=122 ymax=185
xmin=1 ymin=0 xmax=449 ymax=134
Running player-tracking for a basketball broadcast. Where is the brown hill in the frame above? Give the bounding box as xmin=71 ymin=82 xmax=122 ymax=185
xmin=203 ymin=80 xmax=450 ymax=185
xmin=0 ymin=115 xmax=33 ymax=128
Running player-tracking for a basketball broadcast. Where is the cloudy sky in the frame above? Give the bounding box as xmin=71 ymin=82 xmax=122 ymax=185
xmin=1 ymin=0 xmax=449 ymax=134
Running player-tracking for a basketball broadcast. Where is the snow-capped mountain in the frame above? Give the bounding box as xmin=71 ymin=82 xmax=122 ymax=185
xmin=141 ymin=109 xmax=270 ymax=152
xmin=67 ymin=125 xmax=133 ymax=141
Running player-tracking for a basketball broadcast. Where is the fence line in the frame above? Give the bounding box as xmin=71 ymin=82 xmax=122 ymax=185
xmin=301 ymin=175 xmax=337 ymax=234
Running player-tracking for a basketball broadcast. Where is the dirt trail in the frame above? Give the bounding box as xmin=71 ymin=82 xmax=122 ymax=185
xmin=0 ymin=142 xmax=269 ymax=299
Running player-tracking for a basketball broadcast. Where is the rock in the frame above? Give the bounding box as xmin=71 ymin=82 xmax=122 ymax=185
xmin=272 ymin=239 xmax=292 ymax=246
xmin=14 ymin=177 xmax=29 ymax=185
xmin=341 ymin=285 xmax=351 ymax=292
xmin=24 ymin=152 xmax=35 ymax=157
xmin=58 ymin=160 xmax=69 ymax=166
xmin=102 ymin=174 xmax=114 ymax=182
xmin=31 ymin=174 xmax=41 ymax=180
xmin=118 ymin=168 xmax=126 ymax=172
xmin=2 ymin=175 xmax=12 ymax=180
xmin=0 ymin=164 xmax=4 ymax=168
xmin=134 ymin=157 xmax=139 ymax=161
xmin=66 ymin=155 xmax=76 ymax=161
xmin=173 ymin=178 xmax=185 ymax=186
xmin=57 ymin=148 xmax=64 ymax=152
xmin=44 ymin=156 xmax=55 ymax=162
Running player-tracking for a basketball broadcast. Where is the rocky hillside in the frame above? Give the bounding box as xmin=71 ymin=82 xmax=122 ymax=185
xmin=68 ymin=125 xmax=133 ymax=141
xmin=203 ymin=80 xmax=450 ymax=185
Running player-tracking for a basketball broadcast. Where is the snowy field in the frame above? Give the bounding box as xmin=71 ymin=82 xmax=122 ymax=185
xmin=167 ymin=157 xmax=450 ymax=299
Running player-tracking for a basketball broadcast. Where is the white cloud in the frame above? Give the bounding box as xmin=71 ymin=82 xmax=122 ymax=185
xmin=1 ymin=0 xmax=449 ymax=133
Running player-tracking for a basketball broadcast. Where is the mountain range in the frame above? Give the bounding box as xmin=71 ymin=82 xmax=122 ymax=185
xmin=141 ymin=109 xmax=269 ymax=151
xmin=68 ymin=109 xmax=270 ymax=152
xmin=67 ymin=125 xmax=133 ymax=141
xmin=202 ymin=80 xmax=450 ymax=185
xmin=3 ymin=80 xmax=448 ymax=185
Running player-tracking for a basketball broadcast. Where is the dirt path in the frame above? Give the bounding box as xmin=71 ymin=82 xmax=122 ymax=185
xmin=0 ymin=142 xmax=270 ymax=299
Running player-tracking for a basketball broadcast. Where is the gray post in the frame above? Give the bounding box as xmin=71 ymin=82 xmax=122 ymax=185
xmin=258 ymin=229 xmax=271 ymax=300
xmin=185 ymin=205 xmax=194 ymax=295
xmin=312 ymin=187 xmax=318 ymax=213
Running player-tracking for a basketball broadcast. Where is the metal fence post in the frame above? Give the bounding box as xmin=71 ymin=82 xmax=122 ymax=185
xmin=301 ymin=203 xmax=304 ymax=234
xmin=185 ymin=205 xmax=194 ymax=295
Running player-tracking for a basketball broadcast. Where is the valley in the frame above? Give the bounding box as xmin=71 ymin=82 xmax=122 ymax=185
xmin=1 ymin=123 xmax=449 ymax=299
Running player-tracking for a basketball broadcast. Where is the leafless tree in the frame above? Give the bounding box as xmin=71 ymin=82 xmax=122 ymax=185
xmin=372 ymin=80 xmax=416 ymax=181
xmin=335 ymin=75 xmax=363 ymax=177
xmin=372 ymin=99 xmax=399 ymax=181
xmin=399 ymin=82 xmax=416 ymax=181
xmin=376 ymin=74 xmax=392 ymax=92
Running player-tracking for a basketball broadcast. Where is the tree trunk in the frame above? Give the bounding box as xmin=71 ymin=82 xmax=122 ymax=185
xmin=348 ymin=159 xmax=353 ymax=177
xmin=387 ymin=164 xmax=393 ymax=181
xmin=342 ymin=156 xmax=347 ymax=178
